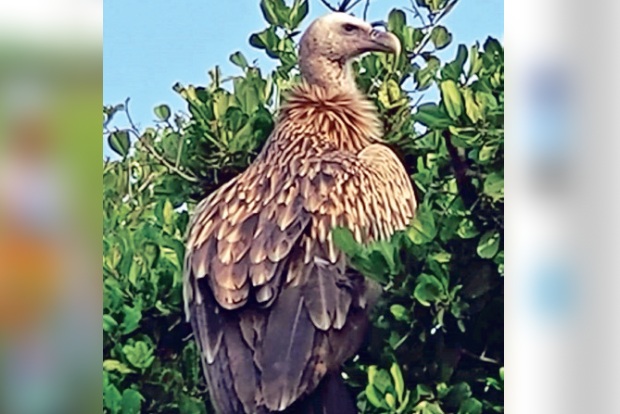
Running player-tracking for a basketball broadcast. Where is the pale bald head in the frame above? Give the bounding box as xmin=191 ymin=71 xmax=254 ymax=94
xmin=299 ymin=13 xmax=401 ymax=91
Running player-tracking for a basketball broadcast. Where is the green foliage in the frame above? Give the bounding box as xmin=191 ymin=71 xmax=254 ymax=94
xmin=103 ymin=1 xmax=503 ymax=413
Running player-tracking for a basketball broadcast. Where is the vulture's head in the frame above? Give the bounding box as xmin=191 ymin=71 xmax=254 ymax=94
xmin=299 ymin=13 xmax=401 ymax=90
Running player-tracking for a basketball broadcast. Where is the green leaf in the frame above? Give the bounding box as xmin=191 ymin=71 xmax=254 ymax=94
xmin=388 ymin=9 xmax=406 ymax=34
xmin=121 ymin=389 xmax=143 ymax=414
xmin=390 ymin=363 xmax=406 ymax=401
xmin=212 ymin=89 xmax=233 ymax=120
xmin=365 ymin=383 xmax=387 ymax=409
xmin=462 ymin=88 xmax=483 ymax=123
xmin=456 ymin=218 xmax=479 ymax=239
xmin=430 ymin=26 xmax=452 ymax=50
xmin=478 ymin=141 xmax=499 ymax=163
xmin=418 ymin=401 xmax=445 ymax=414
xmin=378 ymin=79 xmax=404 ymax=109
xmin=468 ymin=42 xmax=482 ymax=77
xmin=332 ymin=227 xmax=360 ymax=255
xmin=103 ymin=359 xmax=135 ymax=374
xmin=416 ymin=384 xmax=434 ymax=397
xmin=413 ymin=103 xmax=453 ymax=129
xmin=179 ymin=394 xmax=208 ymax=414
xmin=143 ymin=242 xmax=160 ymax=268
xmin=104 ymin=383 xmax=122 ymax=414
xmin=290 ymin=0 xmax=308 ymax=28
xmin=442 ymin=44 xmax=468 ymax=81
xmin=260 ymin=0 xmax=283 ymax=25
xmin=121 ymin=304 xmax=142 ymax=335
xmin=109 ymin=130 xmax=130 ymax=157
xmin=440 ymin=80 xmax=464 ymax=120
xmin=474 ymin=91 xmax=498 ymax=115
xmin=403 ymin=26 xmax=424 ymax=51
xmin=414 ymin=273 xmax=445 ymax=306
xmin=123 ymin=341 xmax=155 ymax=369
xmin=385 ymin=392 xmax=396 ymax=408
xmin=154 ymin=104 xmax=171 ymax=121
xmin=477 ymin=230 xmax=500 ymax=259
xmin=249 ymin=27 xmax=279 ymax=53
xmin=163 ymin=198 xmax=175 ymax=226
xmin=458 ymin=398 xmax=483 ymax=414
xmin=430 ymin=251 xmax=452 ymax=263
xmin=370 ymin=367 xmax=393 ymax=394
xmin=230 ymin=51 xmax=249 ymax=69
xmin=415 ymin=57 xmax=440 ymax=91
xmin=483 ymin=37 xmax=503 ymax=62
xmin=103 ymin=314 xmax=118 ymax=332
xmin=235 ymin=81 xmax=261 ymax=114
xmin=408 ymin=209 xmax=437 ymax=244
xmin=483 ymin=172 xmax=504 ymax=201
xmin=443 ymin=382 xmax=472 ymax=407
xmin=390 ymin=304 xmax=409 ymax=322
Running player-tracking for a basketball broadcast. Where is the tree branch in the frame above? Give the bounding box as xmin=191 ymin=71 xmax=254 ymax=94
xmin=443 ymin=129 xmax=477 ymax=209
xmin=119 ymin=97 xmax=199 ymax=184
xmin=137 ymin=136 xmax=199 ymax=183
xmin=406 ymin=0 xmax=460 ymax=61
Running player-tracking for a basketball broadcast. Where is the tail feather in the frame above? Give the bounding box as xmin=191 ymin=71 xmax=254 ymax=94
xmin=282 ymin=371 xmax=358 ymax=414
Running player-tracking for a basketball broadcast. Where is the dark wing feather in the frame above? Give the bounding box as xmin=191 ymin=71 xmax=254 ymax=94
xmin=257 ymin=285 xmax=316 ymax=411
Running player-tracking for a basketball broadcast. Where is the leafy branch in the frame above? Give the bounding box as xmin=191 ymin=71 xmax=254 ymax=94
xmin=406 ymin=0 xmax=459 ymax=61
xmin=105 ymin=98 xmax=199 ymax=184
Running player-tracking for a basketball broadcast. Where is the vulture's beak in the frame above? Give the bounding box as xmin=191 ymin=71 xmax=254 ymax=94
xmin=366 ymin=30 xmax=401 ymax=56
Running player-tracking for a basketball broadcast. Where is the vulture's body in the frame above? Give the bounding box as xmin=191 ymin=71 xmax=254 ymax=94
xmin=184 ymin=13 xmax=416 ymax=414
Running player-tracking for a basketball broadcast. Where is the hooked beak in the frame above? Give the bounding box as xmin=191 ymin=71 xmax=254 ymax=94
xmin=366 ymin=29 xmax=401 ymax=56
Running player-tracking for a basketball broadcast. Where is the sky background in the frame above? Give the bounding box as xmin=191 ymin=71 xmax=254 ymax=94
xmin=103 ymin=0 xmax=503 ymax=156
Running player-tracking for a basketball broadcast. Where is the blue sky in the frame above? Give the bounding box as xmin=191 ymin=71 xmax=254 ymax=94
xmin=103 ymin=0 xmax=503 ymax=154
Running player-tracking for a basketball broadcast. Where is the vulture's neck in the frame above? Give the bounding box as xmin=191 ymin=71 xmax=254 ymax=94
xmin=275 ymin=82 xmax=383 ymax=154
xmin=299 ymin=55 xmax=357 ymax=93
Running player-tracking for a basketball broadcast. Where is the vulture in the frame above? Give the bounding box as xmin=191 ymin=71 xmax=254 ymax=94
xmin=183 ymin=12 xmax=417 ymax=414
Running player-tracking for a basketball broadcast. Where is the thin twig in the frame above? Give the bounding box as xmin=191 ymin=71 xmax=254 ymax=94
xmin=341 ymin=0 xmax=361 ymax=12
xmin=392 ymin=331 xmax=412 ymax=350
xmin=411 ymin=93 xmax=426 ymax=108
xmin=407 ymin=0 xmax=429 ymax=27
xmin=461 ymin=348 xmax=501 ymax=365
xmin=123 ymin=97 xmax=140 ymax=135
xmin=319 ymin=0 xmax=338 ymax=11
xmin=363 ymin=0 xmax=371 ymax=20
xmin=136 ymin=134 xmax=199 ymax=183
xmin=136 ymin=172 xmax=158 ymax=194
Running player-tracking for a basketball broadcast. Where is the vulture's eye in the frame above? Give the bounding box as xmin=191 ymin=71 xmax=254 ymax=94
xmin=343 ymin=24 xmax=357 ymax=33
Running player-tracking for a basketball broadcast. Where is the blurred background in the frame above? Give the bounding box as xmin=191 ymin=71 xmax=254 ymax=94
xmin=506 ymin=0 xmax=620 ymax=413
xmin=0 ymin=1 xmax=101 ymax=414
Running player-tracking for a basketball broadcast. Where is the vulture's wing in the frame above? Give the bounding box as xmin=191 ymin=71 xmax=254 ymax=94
xmin=183 ymin=142 xmax=415 ymax=413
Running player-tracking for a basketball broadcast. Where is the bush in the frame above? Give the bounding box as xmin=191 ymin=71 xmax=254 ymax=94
xmin=103 ymin=1 xmax=504 ymax=413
